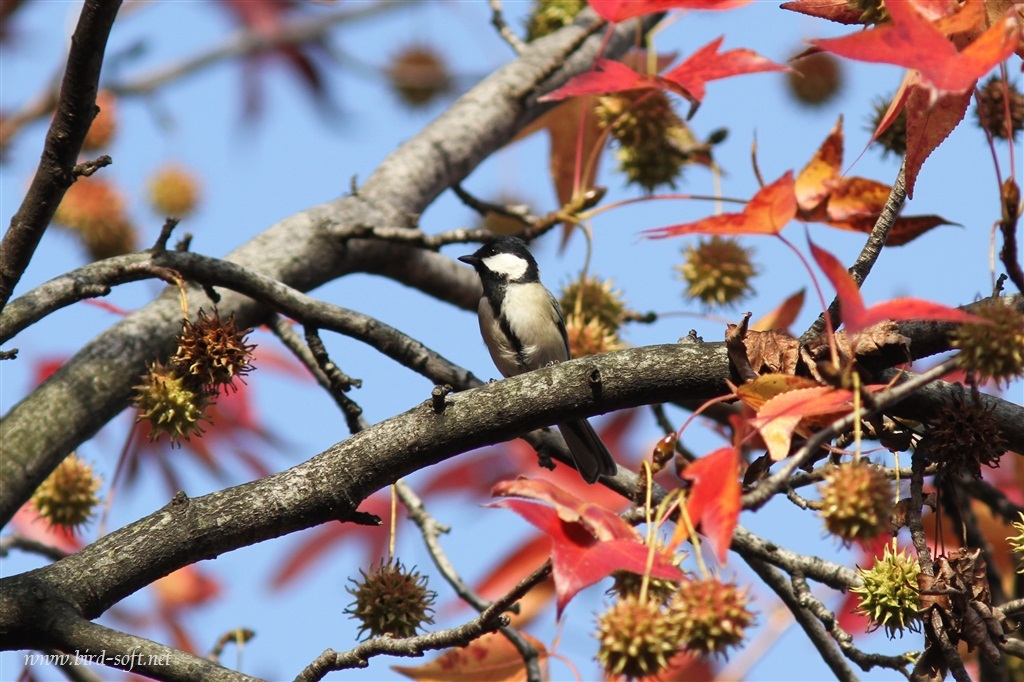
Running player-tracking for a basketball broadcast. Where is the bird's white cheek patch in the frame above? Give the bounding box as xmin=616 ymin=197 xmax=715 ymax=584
xmin=481 ymin=252 xmax=528 ymax=280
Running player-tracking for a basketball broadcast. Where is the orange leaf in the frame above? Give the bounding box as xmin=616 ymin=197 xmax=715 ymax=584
xmin=750 ymin=386 xmax=854 ymax=460
xmin=643 ymin=171 xmax=796 ymax=238
xmin=751 ymin=289 xmax=806 ymax=332
xmin=809 ymin=239 xmax=986 ymax=334
xmin=811 ymin=0 xmax=1020 ymax=94
xmin=781 ymin=0 xmax=867 ymax=24
xmin=674 ymin=447 xmax=740 ymax=564
xmin=902 ymin=79 xmax=973 ymax=199
xmin=393 ymin=631 xmax=549 ymax=682
xmin=539 ymin=59 xmax=694 ymax=103
xmin=663 ymin=36 xmax=787 ymax=102
xmin=735 ymin=373 xmax=821 ymax=411
xmin=794 ymin=116 xmax=843 ymax=217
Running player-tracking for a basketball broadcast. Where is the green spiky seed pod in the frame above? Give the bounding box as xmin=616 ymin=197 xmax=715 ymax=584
xmin=596 ymin=90 xmax=691 ymax=192
xmin=565 ymin=313 xmax=623 ymax=358
xmin=560 ymin=275 xmax=627 ymax=333
xmin=670 ymin=578 xmax=754 ymax=658
xmin=975 ymin=76 xmax=1024 ymax=141
xmin=525 ymin=0 xmax=584 ymax=41
xmin=818 ymin=460 xmax=894 ymax=543
xmin=677 ymin=236 xmax=758 ymax=308
xmin=30 ymin=454 xmax=102 ymax=532
xmin=148 ymin=164 xmax=202 ymax=217
xmin=1010 ymin=512 xmax=1024 ymax=574
xmin=867 ymin=96 xmax=907 ymax=158
xmin=345 ymin=559 xmax=436 ymax=639
xmin=852 ymin=0 xmax=889 ymax=25
xmin=952 ymin=299 xmax=1024 ymax=387
xmin=595 ymin=594 xmax=679 ymax=680
xmin=851 ymin=544 xmax=921 ymax=637
xmin=133 ymin=362 xmax=212 ymax=443
xmin=173 ymin=309 xmax=256 ymax=393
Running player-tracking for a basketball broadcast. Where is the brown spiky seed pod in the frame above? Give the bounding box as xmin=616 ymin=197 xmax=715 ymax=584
xmin=918 ymin=390 xmax=1008 ymax=478
xmin=677 ymin=236 xmax=758 ymax=308
xmin=851 ymin=544 xmax=921 ymax=637
xmin=387 ymin=45 xmax=452 ymax=108
xmin=818 ymin=459 xmax=894 ymax=543
xmin=565 ymin=313 xmax=622 ymax=358
xmin=30 ymin=454 xmax=102 ymax=532
xmin=132 ymin=362 xmax=213 ymax=444
xmin=345 ymin=559 xmax=436 ymax=639
xmin=670 ymin=578 xmax=754 ymax=658
xmin=52 ymin=176 xmax=137 ymax=260
xmin=951 ymin=299 xmax=1024 ymax=387
xmin=525 ymin=0 xmax=585 ymax=41
xmin=148 ymin=164 xmax=201 ymax=217
xmin=867 ymin=96 xmax=907 ymax=158
xmin=560 ymin=274 xmax=627 ymax=332
xmin=975 ymin=76 xmax=1024 ymax=141
xmin=82 ymin=90 xmax=117 ymax=151
xmin=595 ymin=594 xmax=679 ymax=680
xmin=788 ymin=52 xmax=843 ymax=106
xmin=173 ymin=309 xmax=255 ymax=392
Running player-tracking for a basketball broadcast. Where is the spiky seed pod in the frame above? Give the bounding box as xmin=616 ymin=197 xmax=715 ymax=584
xmin=851 ymin=0 xmax=888 ymax=25
xmin=595 ymin=594 xmax=679 ymax=680
xmin=52 ymin=176 xmax=138 ymax=260
xmin=952 ymin=299 xmax=1024 ymax=387
xmin=345 ymin=559 xmax=435 ymax=639
xmin=133 ymin=362 xmax=213 ymax=444
xmin=677 ymin=236 xmax=758 ymax=308
xmin=851 ymin=544 xmax=921 ymax=637
xmin=82 ymin=90 xmax=117 ymax=151
xmin=565 ymin=313 xmax=622 ymax=358
xmin=596 ymin=90 xmax=691 ymax=192
xmin=173 ymin=309 xmax=255 ymax=393
xmin=670 ymin=578 xmax=754 ymax=658
xmin=387 ymin=45 xmax=452 ymax=108
xmin=917 ymin=391 xmax=1008 ymax=478
xmin=560 ymin=275 xmax=627 ymax=333
xmin=609 ymin=544 xmax=685 ymax=604
xmin=148 ymin=164 xmax=201 ymax=217
xmin=1010 ymin=512 xmax=1024 ymax=574
xmin=867 ymin=96 xmax=907 ymax=158
xmin=525 ymin=0 xmax=584 ymax=41
xmin=975 ymin=76 xmax=1024 ymax=141
xmin=788 ymin=52 xmax=843 ymax=106
xmin=818 ymin=459 xmax=894 ymax=543
xmin=30 ymin=454 xmax=102 ymax=531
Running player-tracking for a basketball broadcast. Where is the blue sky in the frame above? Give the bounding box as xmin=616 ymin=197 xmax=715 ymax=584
xmin=2 ymin=2 xmax=1020 ymax=680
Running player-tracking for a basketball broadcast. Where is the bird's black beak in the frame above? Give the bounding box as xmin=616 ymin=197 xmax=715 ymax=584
xmin=458 ymin=254 xmax=479 ymax=266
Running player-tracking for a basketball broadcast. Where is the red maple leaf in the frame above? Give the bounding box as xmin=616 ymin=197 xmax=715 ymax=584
xmin=811 ymin=0 xmax=1020 ymax=94
xmin=490 ymin=478 xmax=683 ymax=615
xmin=642 ymin=171 xmax=797 ymax=238
xmin=663 ymin=36 xmax=787 ymax=102
xmin=590 ymin=0 xmax=751 ymax=23
xmin=809 ymin=238 xmax=987 ymax=335
xmin=674 ymin=447 xmax=740 ymax=565
xmin=541 ymin=38 xmax=782 ymax=109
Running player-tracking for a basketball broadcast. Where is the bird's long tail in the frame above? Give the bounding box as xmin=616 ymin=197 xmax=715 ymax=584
xmin=557 ymin=419 xmax=617 ymax=483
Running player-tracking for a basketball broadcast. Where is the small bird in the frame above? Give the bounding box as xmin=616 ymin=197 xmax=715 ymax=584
xmin=459 ymin=236 xmax=617 ymax=483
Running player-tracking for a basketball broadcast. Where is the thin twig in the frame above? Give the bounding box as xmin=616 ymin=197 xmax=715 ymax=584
xmin=487 ymin=0 xmax=527 ymax=54
xmin=395 ymin=481 xmax=543 ymax=682
xmin=800 ymin=160 xmax=907 ymax=345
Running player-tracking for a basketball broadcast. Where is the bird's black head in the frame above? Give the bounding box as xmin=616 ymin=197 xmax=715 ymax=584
xmin=458 ymin=236 xmax=540 ymax=284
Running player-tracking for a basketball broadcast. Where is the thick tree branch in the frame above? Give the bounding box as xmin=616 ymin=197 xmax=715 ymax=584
xmin=0 ymin=0 xmax=122 ymax=313
xmin=0 ymin=9 xmax=661 ymax=528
